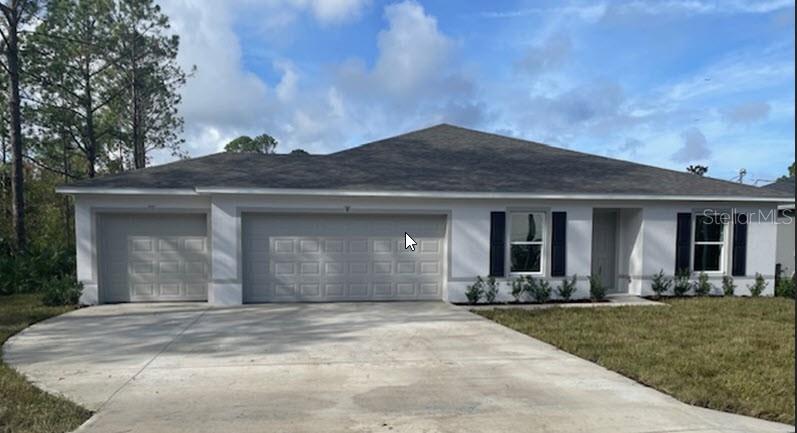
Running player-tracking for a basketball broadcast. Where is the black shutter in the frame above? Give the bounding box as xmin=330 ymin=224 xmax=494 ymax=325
xmin=675 ymin=213 xmax=692 ymax=273
xmin=732 ymin=213 xmax=747 ymax=276
xmin=489 ymin=212 xmax=506 ymax=277
xmin=550 ymin=212 xmax=567 ymax=277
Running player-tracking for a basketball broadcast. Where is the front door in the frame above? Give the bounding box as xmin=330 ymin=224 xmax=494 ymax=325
xmin=591 ymin=210 xmax=617 ymax=292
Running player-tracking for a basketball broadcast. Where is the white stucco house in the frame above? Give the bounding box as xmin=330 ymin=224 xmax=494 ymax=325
xmin=57 ymin=125 xmax=793 ymax=305
xmin=762 ymin=177 xmax=795 ymax=276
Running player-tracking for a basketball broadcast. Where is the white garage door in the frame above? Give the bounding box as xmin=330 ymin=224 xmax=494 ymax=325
xmin=98 ymin=213 xmax=209 ymax=303
xmin=242 ymin=213 xmax=447 ymax=302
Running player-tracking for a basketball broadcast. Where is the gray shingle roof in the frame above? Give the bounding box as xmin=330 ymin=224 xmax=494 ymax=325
xmin=762 ymin=177 xmax=795 ymax=196
xmin=64 ymin=124 xmax=791 ymax=199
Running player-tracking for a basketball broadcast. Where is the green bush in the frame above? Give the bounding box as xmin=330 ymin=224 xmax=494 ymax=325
xmin=509 ymin=277 xmax=525 ymax=302
xmin=650 ymin=269 xmax=672 ymax=298
xmin=530 ymin=279 xmax=551 ymax=303
xmin=484 ymin=276 xmax=499 ymax=303
xmin=673 ymin=268 xmax=692 ymax=297
xmin=747 ymin=273 xmax=768 ymax=297
xmin=465 ymin=276 xmax=485 ymax=304
xmin=509 ymin=275 xmax=536 ymax=303
xmin=556 ymin=274 xmax=577 ymax=301
xmin=41 ymin=276 xmax=83 ymax=306
xmin=774 ymin=270 xmax=795 ymax=299
xmin=0 ymin=243 xmax=76 ymax=295
xmin=589 ymin=274 xmax=606 ymax=301
xmin=722 ymin=275 xmax=736 ymax=296
xmin=693 ymin=272 xmax=713 ymax=296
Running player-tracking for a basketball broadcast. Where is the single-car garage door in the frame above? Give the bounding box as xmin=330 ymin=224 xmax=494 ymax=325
xmin=242 ymin=213 xmax=447 ymax=302
xmin=97 ymin=213 xmax=209 ymax=303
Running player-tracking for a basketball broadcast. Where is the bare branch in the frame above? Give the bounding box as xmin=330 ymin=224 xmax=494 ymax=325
xmin=23 ymin=154 xmax=79 ymax=179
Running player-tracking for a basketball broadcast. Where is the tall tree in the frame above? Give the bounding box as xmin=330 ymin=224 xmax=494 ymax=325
xmin=778 ymin=162 xmax=795 ymax=181
xmin=29 ymin=0 xmax=119 ymax=178
xmin=0 ymin=0 xmax=37 ymax=251
xmin=686 ymin=165 xmax=708 ymax=176
xmin=224 ymin=134 xmax=278 ymax=154
xmin=112 ymin=0 xmax=188 ymax=170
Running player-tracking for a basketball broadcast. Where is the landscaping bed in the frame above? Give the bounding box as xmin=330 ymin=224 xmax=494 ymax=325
xmin=476 ymin=297 xmax=795 ymax=424
xmin=0 ymin=294 xmax=91 ymax=433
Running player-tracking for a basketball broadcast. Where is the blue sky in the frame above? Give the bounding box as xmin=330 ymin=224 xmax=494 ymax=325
xmin=160 ymin=0 xmax=795 ymax=183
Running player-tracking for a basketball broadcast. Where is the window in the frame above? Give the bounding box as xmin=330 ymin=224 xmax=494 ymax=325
xmin=509 ymin=212 xmax=545 ymax=273
xmin=693 ymin=214 xmax=726 ymax=272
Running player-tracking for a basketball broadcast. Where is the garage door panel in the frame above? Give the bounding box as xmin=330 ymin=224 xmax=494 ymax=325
xmin=323 ymin=239 xmax=345 ymax=253
xmin=129 ymin=237 xmax=154 ymax=252
xmin=99 ymin=214 xmax=209 ymax=303
xmin=243 ymin=213 xmax=446 ymax=302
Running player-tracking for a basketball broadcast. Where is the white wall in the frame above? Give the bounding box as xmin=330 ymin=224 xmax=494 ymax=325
xmin=632 ymin=204 xmax=779 ymax=296
xmin=73 ymin=194 xmax=210 ymax=304
xmin=73 ymin=193 xmax=782 ymax=304
xmin=776 ymin=210 xmax=795 ymax=275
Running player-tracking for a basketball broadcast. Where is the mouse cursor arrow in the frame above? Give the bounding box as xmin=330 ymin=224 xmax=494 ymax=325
xmin=404 ymin=232 xmax=417 ymax=251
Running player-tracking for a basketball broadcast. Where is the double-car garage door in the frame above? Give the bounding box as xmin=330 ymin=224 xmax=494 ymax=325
xmin=97 ymin=212 xmax=446 ymax=303
xmin=242 ymin=214 xmax=446 ymax=302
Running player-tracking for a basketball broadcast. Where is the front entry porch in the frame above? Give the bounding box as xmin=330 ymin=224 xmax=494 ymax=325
xmin=591 ymin=208 xmax=644 ymax=294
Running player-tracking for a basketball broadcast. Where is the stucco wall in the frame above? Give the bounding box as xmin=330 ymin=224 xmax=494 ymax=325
xmin=776 ymin=211 xmax=795 ymax=275
xmin=74 ymin=194 xmax=780 ymax=304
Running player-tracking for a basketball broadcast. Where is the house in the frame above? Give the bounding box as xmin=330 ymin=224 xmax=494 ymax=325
xmin=762 ymin=177 xmax=795 ymax=276
xmin=56 ymin=124 xmax=793 ymax=305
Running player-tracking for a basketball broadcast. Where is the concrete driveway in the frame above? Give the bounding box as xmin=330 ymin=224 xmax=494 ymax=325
xmin=4 ymin=302 xmax=793 ymax=433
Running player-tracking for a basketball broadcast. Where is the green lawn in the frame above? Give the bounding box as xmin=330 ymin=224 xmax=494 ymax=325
xmin=0 ymin=294 xmax=91 ymax=433
xmin=477 ymin=297 xmax=795 ymax=424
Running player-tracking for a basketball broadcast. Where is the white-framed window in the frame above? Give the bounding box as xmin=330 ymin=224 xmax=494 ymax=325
xmin=692 ymin=213 xmax=727 ymax=273
xmin=509 ymin=212 xmax=546 ymax=274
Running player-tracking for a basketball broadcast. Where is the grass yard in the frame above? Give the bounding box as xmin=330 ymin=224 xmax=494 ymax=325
xmin=477 ymin=297 xmax=795 ymax=424
xmin=0 ymin=294 xmax=91 ymax=433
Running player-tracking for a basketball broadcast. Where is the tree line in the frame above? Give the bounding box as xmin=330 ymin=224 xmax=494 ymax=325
xmin=0 ymin=0 xmax=189 ymax=255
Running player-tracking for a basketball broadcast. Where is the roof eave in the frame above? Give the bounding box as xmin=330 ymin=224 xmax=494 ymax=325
xmin=55 ymin=186 xmax=199 ymax=195
xmin=55 ymin=186 xmax=793 ymax=203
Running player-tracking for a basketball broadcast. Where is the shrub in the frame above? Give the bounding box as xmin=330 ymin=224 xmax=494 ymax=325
xmin=0 ymin=244 xmax=75 ymax=295
xmin=747 ymin=273 xmax=768 ymax=297
xmin=673 ymin=268 xmax=692 ymax=297
xmin=589 ymin=275 xmax=606 ymax=301
xmin=722 ymin=275 xmax=736 ymax=296
xmin=508 ymin=275 xmax=535 ymax=302
xmin=484 ymin=276 xmax=499 ymax=303
xmin=556 ymin=274 xmax=578 ymax=301
xmin=775 ymin=272 xmax=795 ymax=299
xmin=650 ymin=269 xmax=672 ymax=298
xmin=530 ymin=279 xmax=551 ymax=303
xmin=465 ymin=276 xmax=485 ymax=304
xmin=693 ymin=272 xmax=713 ymax=296
xmin=42 ymin=276 xmax=83 ymax=306
xmin=509 ymin=277 xmax=525 ymax=302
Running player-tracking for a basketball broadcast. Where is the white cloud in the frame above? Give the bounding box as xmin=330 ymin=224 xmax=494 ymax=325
xmin=722 ymin=101 xmax=771 ymax=125
xmin=619 ymin=137 xmax=644 ymax=156
xmin=274 ymin=60 xmax=299 ymax=102
xmin=607 ymin=0 xmax=793 ymax=16
xmin=370 ymin=0 xmax=453 ymax=96
xmin=479 ymin=4 xmax=607 ymax=22
xmin=672 ymin=127 xmax=711 ymax=163
xmin=238 ymin=0 xmax=369 ymax=26
xmin=515 ymin=33 xmax=572 ymax=76
xmin=305 ymin=0 xmax=370 ymax=24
